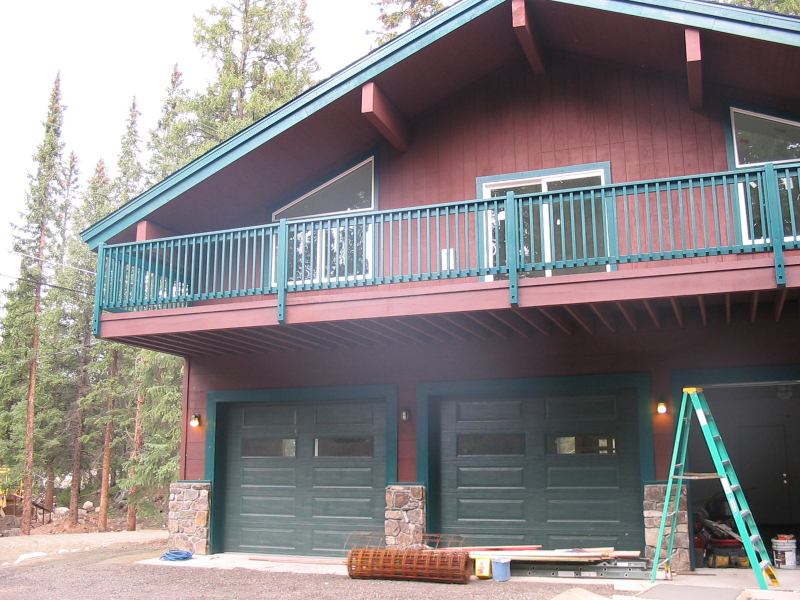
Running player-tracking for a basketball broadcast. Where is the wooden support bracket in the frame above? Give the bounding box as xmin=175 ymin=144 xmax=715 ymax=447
xmin=361 ymin=82 xmax=410 ymax=151
xmin=512 ymin=0 xmax=546 ymax=75
xmin=685 ymin=28 xmax=703 ymax=111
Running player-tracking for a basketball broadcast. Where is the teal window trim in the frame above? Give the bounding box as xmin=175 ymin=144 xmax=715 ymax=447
xmin=416 ymin=372 xmax=653 ymax=536
xmin=723 ymin=101 xmax=800 ymax=171
xmin=203 ymin=383 xmax=397 ymax=554
xmin=475 ymin=162 xmax=613 ymax=198
xmin=474 ymin=162 xmax=616 ymax=273
xmin=270 ymin=152 xmax=380 ymax=222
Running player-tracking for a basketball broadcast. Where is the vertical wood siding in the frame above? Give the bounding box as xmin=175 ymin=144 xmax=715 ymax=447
xmin=377 ymin=52 xmax=730 ymax=212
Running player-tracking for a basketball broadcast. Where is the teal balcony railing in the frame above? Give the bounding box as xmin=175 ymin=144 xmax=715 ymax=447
xmin=93 ymin=163 xmax=800 ymax=334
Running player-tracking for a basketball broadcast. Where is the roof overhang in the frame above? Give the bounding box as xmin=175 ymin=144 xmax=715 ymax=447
xmin=81 ymin=0 xmax=800 ymax=250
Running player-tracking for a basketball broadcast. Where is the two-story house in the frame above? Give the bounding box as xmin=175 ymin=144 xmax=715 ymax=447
xmin=82 ymin=0 xmax=800 ymax=559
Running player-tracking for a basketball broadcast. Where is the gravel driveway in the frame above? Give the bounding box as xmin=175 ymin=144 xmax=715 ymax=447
xmin=0 ymin=540 xmax=638 ymax=600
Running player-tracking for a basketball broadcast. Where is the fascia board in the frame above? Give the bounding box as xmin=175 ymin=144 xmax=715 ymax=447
xmin=81 ymin=0 xmax=506 ymax=250
xmin=546 ymin=0 xmax=800 ymax=46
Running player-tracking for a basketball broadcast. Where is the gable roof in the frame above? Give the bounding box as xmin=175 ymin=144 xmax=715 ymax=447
xmin=82 ymin=0 xmax=800 ymax=250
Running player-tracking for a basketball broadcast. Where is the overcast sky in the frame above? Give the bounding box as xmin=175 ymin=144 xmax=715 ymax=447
xmin=0 ymin=0 xmax=389 ymax=285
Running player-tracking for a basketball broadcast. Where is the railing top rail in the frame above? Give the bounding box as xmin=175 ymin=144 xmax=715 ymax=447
xmin=104 ymin=221 xmax=280 ymax=249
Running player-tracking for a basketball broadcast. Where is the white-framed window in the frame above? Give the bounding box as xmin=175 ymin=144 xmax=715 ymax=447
xmin=272 ymin=157 xmax=376 ymax=284
xmin=480 ymin=167 xmax=610 ymax=278
xmin=730 ymin=108 xmax=800 ymax=244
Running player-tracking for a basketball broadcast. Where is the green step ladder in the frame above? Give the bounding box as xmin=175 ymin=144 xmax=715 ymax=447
xmin=650 ymin=387 xmax=779 ymax=590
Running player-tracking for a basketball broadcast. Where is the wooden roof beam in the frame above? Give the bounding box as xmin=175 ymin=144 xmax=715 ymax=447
xmin=750 ymin=290 xmax=760 ymax=324
xmin=513 ymin=308 xmax=551 ymax=336
xmin=698 ymin=295 xmax=708 ymax=327
xmin=564 ymin=305 xmax=594 ymax=335
xmin=361 ymin=82 xmax=409 ymax=152
xmin=616 ymin=301 xmax=638 ymax=331
xmin=590 ymin=303 xmax=616 ymax=333
xmin=538 ymin=307 xmax=573 ymax=336
xmin=490 ymin=310 xmax=536 ymax=338
xmin=775 ymin=288 xmax=788 ymax=322
xmin=670 ymin=297 xmax=684 ymax=328
xmin=725 ymin=293 xmax=732 ymax=325
xmin=685 ymin=27 xmax=703 ymax=110
xmin=512 ymin=0 xmax=546 ymax=75
xmin=643 ymin=299 xmax=661 ymax=330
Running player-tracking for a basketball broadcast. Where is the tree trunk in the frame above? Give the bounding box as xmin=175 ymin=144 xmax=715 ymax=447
xmin=126 ymin=392 xmax=146 ymax=531
xmin=69 ymin=408 xmax=84 ymax=526
xmin=21 ymin=229 xmax=46 ymax=536
xmin=43 ymin=466 xmax=55 ymax=512
xmin=69 ymin=352 xmax=88 ymax=526
xmin=98 ymin=349 xmax=118 ymax=532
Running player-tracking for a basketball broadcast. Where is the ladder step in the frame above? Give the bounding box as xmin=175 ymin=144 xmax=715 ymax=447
xmin=750 ymin=534 xmax=762 ymax=546
xmin=741 ymin=509 xmax=752 ymax=520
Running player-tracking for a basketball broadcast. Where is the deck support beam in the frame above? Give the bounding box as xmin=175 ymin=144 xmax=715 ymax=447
xmin=685 ymin=28 xmax=703 ymax=110
xmin=361 ymin=82 xmax=410 ymax=151
xmin=512 ymin=0 xmax=546 ymax=75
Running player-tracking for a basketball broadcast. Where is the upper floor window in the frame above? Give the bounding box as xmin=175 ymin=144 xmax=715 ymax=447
xmin=731 ymin=108 xmax=800 ymax=168
xmin=273 ymin=157 xmax=375 ymax=221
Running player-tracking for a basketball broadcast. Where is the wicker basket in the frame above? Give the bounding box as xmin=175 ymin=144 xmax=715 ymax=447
xmin=347 ymin=548 xmax=473 ymax=584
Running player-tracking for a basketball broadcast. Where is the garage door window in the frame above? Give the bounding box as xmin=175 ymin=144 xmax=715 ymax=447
xmin=242 ymin=438 xmax=297 ymax=457
xmin=546 ymin=434 xmax=616 ymax=455
xmin=315 ymin=437 xmax=373 ymax=457
xmin=457 ymin=434 xmax=525 ymax=456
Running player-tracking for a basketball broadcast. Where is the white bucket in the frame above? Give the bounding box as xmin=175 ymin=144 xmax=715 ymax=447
xmin=772 ymin=538 xmax=797 ymax=569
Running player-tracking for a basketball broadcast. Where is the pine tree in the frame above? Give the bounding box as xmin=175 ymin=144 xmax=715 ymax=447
xmin=114 ymin=99 xmax=144 ymax=206
xmin=372 ymin=0 xmax=448 ymax=46
xmin=145 ymin=65 xmax=194 ymax=186
xmin=714 ymin=0 xmax=798 ymax=14
xmin=190 ymin=0 xmax=318 ymax=154
xmin=0 ymin=75 xmax=67 ymax=534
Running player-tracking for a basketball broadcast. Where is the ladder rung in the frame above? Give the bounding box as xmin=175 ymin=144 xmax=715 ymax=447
xmin=741 ymin=509 xmax=752 ymax=520
xmin=750 ymin=534 xmax=762 ymax=545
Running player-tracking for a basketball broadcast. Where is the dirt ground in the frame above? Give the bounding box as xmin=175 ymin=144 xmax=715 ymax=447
xmin=0 ymin=539 xmax=638 ymax=600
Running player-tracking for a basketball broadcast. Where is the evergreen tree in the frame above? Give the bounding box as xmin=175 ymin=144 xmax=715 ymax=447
xmin=114 ymin=99 xmax=144 ymax=206
xmin=0 ymin=75 xmax=66 ymax=534
xmin=145 ymin=65 xmax=195 ymax=186
xmin=372 ymin=0 xmax=448 ymax=46
xmin=714 ymin=0 xmax=798 ymax=14
xmin=190 ymin=0 xmax=318 ymax=154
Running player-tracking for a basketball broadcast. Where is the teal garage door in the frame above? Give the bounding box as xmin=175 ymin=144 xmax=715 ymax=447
xmin=436 ymin=389 xmax=643 ymax=550
xmin=221 ymin=400 xmax=386 ymax=555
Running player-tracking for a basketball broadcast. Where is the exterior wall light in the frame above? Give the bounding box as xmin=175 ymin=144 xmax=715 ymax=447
xmin=401 ymin=409 xmax=411 ymax=421
xmin=189 ymin=414 xmax=201 ymax=428
xmin=656 ymin=402 xmax=668 ymax=415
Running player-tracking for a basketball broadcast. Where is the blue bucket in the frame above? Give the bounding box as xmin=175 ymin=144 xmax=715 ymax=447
xmin=491 ymin=558 xmax=511 ymax=581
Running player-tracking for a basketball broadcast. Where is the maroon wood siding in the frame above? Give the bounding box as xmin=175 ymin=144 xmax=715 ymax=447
xmin=183 ymin=314 xmax=800 ymax=482
xmin=376 ymin=52 xmax=732 ymax=213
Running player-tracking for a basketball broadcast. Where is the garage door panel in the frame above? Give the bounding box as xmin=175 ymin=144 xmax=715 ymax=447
xmin=545 ymin=396 xmax=618 ymax=421
xmin=438 ymin=389 xmax=643 ymax=551
xmin=242 ymin=467 xmax=297 ymax=488
xmin=312 ymin=497 xmax=376 ymax=519
xmin=314 ymin=403 xmax=375 ymax=425
xmin=239 ymin=526 xmax=299 ymax=551
xmin=241 ymin=494 xmax=296 ymax=517
xmin=546 ymin=465 xmax=619 ymax=489
xmin=223 ymin=400 xmax=386 ymax=555
xmin=457 ymin=467 xmax=525 ymax=489
xmin=456 ymin=400 xmax=524 ymax=422
xmin=455 ymin=498 xmax=527 ymax=521
xmin=313 ymin=467 xmax=374 ymax=488
xmin=546 ymin=498 xmax=620 ymax=523
xmin=242 ymin=405 xmax=297 ymax=427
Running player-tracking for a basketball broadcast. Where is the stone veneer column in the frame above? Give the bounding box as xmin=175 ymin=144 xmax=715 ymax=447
xmin=385 ymin=484 xmax=426 ymax=548
xmin=644 ymin=484 xmax=690 ymax=572
xmin=168 ymin=481 xmax=211 ymax=555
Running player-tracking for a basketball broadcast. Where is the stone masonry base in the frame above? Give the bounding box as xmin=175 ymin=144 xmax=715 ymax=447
xmin=168 ymin=481 xmax=210 ymax=555
xmin=644 ymin=483 xmax=690 ymax=572
xmin=385 ymin=485 xmax=426 ymax=548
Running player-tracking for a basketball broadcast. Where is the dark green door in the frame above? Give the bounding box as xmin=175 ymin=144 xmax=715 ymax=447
xmin=222 ymin=400 xmax=386 ymax=555
xmin=436 ymin=389 xmax=643 ymax=550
